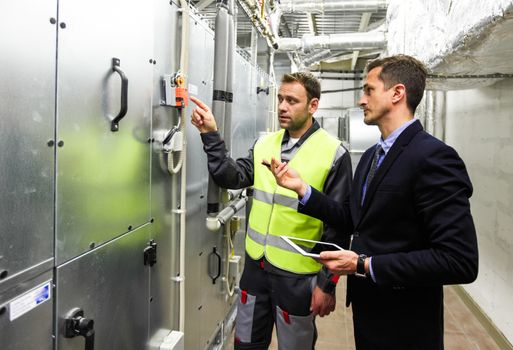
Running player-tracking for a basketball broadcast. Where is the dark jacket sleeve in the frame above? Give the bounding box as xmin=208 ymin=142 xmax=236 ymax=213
xmin=200 ymin=131 xmax=254 ymax=189
xmin=371 ymin=145 xmax=479 ymax=287
xmin=313 ymin=147 xmax=354 ymax=293
xmin=319 ymin=149 xmax=353 ymax=248
xmin=299 ymin=187 xmax=353 ymax=238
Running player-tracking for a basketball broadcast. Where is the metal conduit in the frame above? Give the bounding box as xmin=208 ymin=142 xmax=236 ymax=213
xmin=207 ymin=0 xmax=231 ymax=214
xmin=224 ymin=0 xmax=235 ymax=153
xmin=280 ymin=0 xmax=388 ymax=13
xmin=205 ymin=196 xmax=248 ymax=230
xmin=276 ymin=38 xmax=302 ymax=51
xmin=302 ymin=49 xmax=332 ymax=67
xmin=304 ymin=32 xmax=386 ymax=51
xmin=238 ymin=0 xmax=278 ymax=49
xmin=277 ymin=31 xmax=386 ymax=52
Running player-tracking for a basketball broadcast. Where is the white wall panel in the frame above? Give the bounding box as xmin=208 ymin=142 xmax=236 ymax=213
xmin=445 ymin=78 xmax=513 ymax=344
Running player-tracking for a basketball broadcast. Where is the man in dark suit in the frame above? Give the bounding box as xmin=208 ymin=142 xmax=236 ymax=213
xmin=268 ymin=55 xmax=478 ymax=349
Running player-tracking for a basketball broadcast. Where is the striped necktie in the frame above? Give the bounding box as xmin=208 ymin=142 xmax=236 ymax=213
xmin=366 ymin=145 xmax=384 ymax=189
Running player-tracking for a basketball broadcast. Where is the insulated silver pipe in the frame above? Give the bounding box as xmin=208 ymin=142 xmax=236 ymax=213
xmin=302 ymin=49 xmax=332 ymax=67
xmin=227 ymin=189 xmax=244 ymax=201
xmin=303 ymin=32 xmax=386 ymax=52
xmin=280 ymin=0 xmax=388 ymax=13
xmin=217 ymin=196 xmax=248 ymax=225
xmin=277 ymin=31 xmax=386 ymax=52
xmin=212 ymin=2 xmax=230 ymax=136
xmin=205 ymin=196 xmax=248 ymax=231
xmin=208 ymin=0 xmax=231 ymax=214
xmin=224 ymin=0 xmax=235 ymax=153
xmin=277 ymin=38 xmax=302 ymax=51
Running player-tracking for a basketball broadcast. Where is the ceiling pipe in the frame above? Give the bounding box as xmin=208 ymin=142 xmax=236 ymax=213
xmin=268 ymin=6 xmax=282 ymax=41
xmin=302 ymin=49 xmax=332 ymax=67
xmin=277 ymin=37 xmax=302 ymax=51
xmin=280 ymin=0 xmax=388 ymax=13
xmin=277 ymin=31 xmax=386 ymax=52
xmin=238 ymin=0 xmax=279 ymax=49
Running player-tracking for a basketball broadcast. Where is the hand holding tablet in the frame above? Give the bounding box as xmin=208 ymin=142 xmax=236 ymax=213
xmin=281 ymin=236 xmax=344 ymax=259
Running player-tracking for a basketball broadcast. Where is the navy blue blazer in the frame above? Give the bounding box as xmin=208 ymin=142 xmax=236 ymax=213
xmin=300 ymin=120 xmax=478 ymax=350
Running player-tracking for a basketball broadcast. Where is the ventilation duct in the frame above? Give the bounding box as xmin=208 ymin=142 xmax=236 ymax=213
xmin=277 ymin=31 xmax=386 ymax=53
xmin=302 ymin=49 xmax=333 ymax=67
xmin=387 ymin=0 xmax=513 ymax=89
xmin=280 ymin=0 xmax=388 ymax=13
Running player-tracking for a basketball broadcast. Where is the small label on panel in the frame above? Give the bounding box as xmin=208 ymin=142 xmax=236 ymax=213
xmin=9 ymin=281 xmax=52 ymax=321
xmin=188 ymin=83 xmax=198 ymax=95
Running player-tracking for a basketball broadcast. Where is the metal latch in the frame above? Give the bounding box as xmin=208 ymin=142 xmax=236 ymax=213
xmin=64 ymin=308 xmax=95 ymax=350
xmin=144 ymin=239 xmax=157 ymax=266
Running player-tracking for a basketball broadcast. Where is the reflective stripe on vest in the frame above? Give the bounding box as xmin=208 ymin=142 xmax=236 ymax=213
xmin=253 ymin=188 xmax=299 ymax=210
xmin=246 ymin=128 xmax=340 ymax=274
xmin=247 ymin=227 xmax=314 ymax=254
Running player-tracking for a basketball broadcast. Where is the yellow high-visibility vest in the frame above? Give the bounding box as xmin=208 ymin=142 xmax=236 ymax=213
xmin=246 ymin=128 xmax=340 ymax=274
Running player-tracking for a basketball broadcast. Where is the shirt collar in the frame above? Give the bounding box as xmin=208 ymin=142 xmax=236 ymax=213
xmin=378 ymin=118 xmax=417 ymax=155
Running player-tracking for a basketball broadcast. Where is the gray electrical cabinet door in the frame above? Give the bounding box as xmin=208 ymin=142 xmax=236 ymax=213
xmin=55 ymin=0 xmax=153 ymax=264
xmin=149 ymin=0 xmax=180 ymax=336
xmin=56 ymin=225 xmax=150 ymax=350
xmin=0 ymin=0 xmax=55 ymax=290
xmin=231 ymin=55 xmax=257 ymax=159
xmin=0 ymin=271 xmax=53 ymax=350
xmin=182 ymin=17 xmax=218 ymax=350
xmin=255 ymin=69 xmax=271 ymax=136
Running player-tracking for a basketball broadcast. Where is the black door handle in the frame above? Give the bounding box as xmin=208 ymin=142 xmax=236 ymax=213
xmin=208 ymin=246 xmax=222 ymax=284
xmin=64 ymin=307 xmax=95 ymax=350
xmin=111 ymin=57 xmax=128 ymax=132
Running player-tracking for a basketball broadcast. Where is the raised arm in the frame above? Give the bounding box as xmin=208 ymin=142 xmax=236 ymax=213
xmin=190 ymin=96 xmax=254 ymax=189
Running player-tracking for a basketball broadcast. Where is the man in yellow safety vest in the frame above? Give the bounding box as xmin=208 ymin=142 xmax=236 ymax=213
xmin=190 ymin=72 xmax=352 ymax=349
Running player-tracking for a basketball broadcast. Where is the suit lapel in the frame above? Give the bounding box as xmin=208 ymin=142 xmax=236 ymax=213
xmin=358 ymin=120 xmax=424 ymax=222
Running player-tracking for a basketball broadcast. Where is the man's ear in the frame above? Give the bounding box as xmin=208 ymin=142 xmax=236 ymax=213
xmin=392 ymin=84 xmax=406 ymax=104
xmin=308 ymin=97 xmax=319 ymax=114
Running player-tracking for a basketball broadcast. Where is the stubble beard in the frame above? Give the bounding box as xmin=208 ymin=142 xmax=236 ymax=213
xmin=284 ymin=115 xmax=310 ymax=133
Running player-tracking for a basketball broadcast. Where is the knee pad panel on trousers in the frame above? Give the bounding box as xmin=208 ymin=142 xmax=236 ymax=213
xmin=275 ymin=305 xmax=315 ymax=350
xmin=236 ymin=291 xmax=257 ymax=344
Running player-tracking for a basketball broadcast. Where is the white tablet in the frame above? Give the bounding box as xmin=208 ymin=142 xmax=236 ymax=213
xmin=280 ymin=236 xmax=344 ymax=258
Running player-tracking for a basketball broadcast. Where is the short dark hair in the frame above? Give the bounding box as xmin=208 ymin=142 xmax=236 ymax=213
xmin=281 ymin=72 xmax=321 ymax=102
xmin=366 ymin=55 xmax=427 ymax=113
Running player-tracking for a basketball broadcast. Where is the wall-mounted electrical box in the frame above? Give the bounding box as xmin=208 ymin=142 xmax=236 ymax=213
xmin=161 ymin=74 xmax=189 ymax=108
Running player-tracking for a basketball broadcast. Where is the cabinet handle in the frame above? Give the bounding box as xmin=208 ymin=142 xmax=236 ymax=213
xmin=208 ymin=246 xmax=222 ymax=284
xmin=110 ymin=57 xmax=128 ymax=132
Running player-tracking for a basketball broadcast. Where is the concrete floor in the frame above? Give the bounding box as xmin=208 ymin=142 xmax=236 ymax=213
xmin=227 ymin=281 xmax=502 ymax=349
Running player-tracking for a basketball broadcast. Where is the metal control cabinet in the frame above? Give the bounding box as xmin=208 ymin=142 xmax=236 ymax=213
xmin=55 ymin=224 xmax=151 ymax=350
xmin=182 ymin=15 xmax=221 ymax=350
xmin=0 ymin=0 xmax=272 ymax=349
xmin=0 ymin=0 xmax=56 ymax=293
xmin=0 ymin=271 xmax=53 ymax=350
xmin=149 ymin=0 xmax=181 ymax=338
xmin=231 ymin=55 xmax=271 ymax=157
xmin=0 ymin=2 xmax=56 ymax=347
xmin=56 ymin=0 xmax=153 ymax=264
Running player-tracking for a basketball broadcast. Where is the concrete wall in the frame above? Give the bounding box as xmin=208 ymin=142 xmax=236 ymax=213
xmin=445 ymin=78 xmax=513 ymax=344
